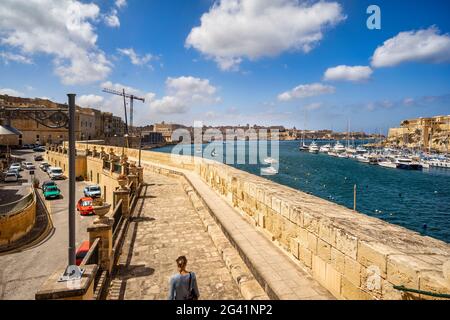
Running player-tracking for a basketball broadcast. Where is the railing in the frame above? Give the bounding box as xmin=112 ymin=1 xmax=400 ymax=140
xmin=80 ymin=238 xmax=100 ymax=266
xmin=79 ymin=238 xmax=108 ymax=300
xmin=394 ymin=285 xmax=450 ymax=299
xmin=112 ymin=199 xmax=123 ymax=234
xmin=0 ymin=189 xmax=35 ymax=217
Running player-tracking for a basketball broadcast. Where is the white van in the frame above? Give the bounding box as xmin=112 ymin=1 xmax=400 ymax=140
xmin=48 ymin=167 xmax=64 ymax=180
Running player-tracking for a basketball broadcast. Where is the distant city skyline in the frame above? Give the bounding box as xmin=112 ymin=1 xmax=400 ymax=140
xmin=1 ymin=0 xmax=450 ymax=134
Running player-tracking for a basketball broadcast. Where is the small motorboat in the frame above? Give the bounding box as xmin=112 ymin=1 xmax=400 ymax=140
xmin=261 ymin=166 xmax=278 ymax=175
xmin=263 ymin=157 xmax=278 ymax=164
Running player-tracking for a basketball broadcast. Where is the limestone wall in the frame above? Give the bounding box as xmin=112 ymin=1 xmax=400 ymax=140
xmin=193 ymin=161 xmax=450 ymax=300
xmin=76 ymin=144 xmax=450 ymax=299
xmin=46 ymin=150 xmax=86 ymax=178
xmin=0 ymin=190 xmax=36 ymax=246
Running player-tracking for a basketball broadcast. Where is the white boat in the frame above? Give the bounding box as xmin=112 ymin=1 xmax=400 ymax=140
xmin=261 ymin=166 xmax=278 ymax=175
xmin=328 ymin=151 xmax=338 ymax=157
xmin=299 ymin=143 xmax=309 ymax=151
xmin=378 ymin=157 xmax=397 ymax=169
xmin=263 ymin=157 xmax=278 ymax=164
xmin=356 ymin=155 xmax=370 ymax=163
xmin=356 ymin=146 xmax=367 ymax=154
xmin=426 ymin=159 xmax=450 ymax=168
xmin=319 ymin=144 xmax=331 ymax=153
xmin=395 ymin=158 xmax=422 ymax=170
xmin=309 ymin=142 xmax=319 ymax=154
xmin=211 ymin=149 xmax=217 ymax=157
xmin=346 ymin=147 xmax=357 ymax=154
xmin=338 ymin=153 xmax=349 ymax=159
xmin=333 ymin=142 xmax=346 ymax=153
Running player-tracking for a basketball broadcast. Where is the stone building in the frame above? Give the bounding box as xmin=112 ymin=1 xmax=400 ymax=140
xmin=387 ymin=115 xmax=450 ymax=152
xmin=0 ymin=94 xmax=126 ymax=145
xmin=153 ymin=122 xmax=185 ymax=143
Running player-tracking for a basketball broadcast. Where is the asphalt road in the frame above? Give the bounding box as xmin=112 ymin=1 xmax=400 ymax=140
xmin=0 ymin=150 xmax=98 ymax=300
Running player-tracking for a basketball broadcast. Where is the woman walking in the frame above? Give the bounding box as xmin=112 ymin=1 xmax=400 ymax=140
xmin=168 ymin=256 xmax=200 ymax=300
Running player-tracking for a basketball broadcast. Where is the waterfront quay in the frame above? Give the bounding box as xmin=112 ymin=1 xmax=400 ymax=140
xmin=81 ymin=142 xmax=450 ymax=300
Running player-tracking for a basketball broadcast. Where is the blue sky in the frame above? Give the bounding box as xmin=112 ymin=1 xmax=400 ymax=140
xmin=1 ymin=0 xmax=450 ymax=133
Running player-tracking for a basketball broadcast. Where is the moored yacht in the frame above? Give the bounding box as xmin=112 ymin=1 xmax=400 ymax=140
xmin=319 ymin=144 xmax=331 ymax=153
xmin=356 ymin=146 xmax=367 ymax=154
xmin=309 ymin=142 xmax=319 ymax=153
xmin=396 ymin=158 xmax=423 ymax=170
xmin=378 ymin=157 xmax=397 ymax=169
xmin=333 ymin=142 xmax=346 ymax=153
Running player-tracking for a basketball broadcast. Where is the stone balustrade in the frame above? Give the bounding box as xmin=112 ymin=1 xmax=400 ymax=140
xmin=62 ymin=143 xmax=450 ymax=300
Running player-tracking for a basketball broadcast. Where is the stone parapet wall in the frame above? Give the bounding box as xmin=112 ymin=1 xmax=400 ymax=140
xmin=193 ymin=160 xmax=450 ymax=300
xmin=0 ymin=190 xmax=36 ymax=246
xmin=76 ymin=144 xmax=450 ymax=299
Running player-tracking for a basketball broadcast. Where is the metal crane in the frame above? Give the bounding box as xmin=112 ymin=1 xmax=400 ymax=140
xmin=102 ymin=87 xmax=145 ymax=135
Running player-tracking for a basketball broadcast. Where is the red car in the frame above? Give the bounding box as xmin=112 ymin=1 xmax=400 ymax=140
xmin=76 ymin=197 xmax=95 ymax=216
xmin=75 ymin=241 xmax=90 ymax=266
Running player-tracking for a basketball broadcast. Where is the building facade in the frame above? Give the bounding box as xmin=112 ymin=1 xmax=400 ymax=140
xmin=387 ymin=115 xmax=450 ymax=152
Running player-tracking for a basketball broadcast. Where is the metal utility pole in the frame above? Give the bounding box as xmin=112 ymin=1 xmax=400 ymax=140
xmin=68 ymin=93 xmax=76 ymax=267
xmin=102 ymin=87 xmax=145 ymax=135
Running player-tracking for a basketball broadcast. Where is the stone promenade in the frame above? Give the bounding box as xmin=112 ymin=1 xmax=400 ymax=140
xmin=107 ymin=172 xmax=243 ymax=300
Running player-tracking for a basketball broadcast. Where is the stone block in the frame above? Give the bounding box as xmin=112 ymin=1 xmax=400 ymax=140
xmin=325 ymin=264 xmax=343 ymax=299
xmin=307 ymin=232 xmax=318 ymax=254
xmin=281 ymin=201 xmax=290 ymax=219
xmin=312 ymin=255 xmax=327 ymax=287
xmin=317 ymin=238 xmax=331 ymax=262
xmin=335 ymin=228 xmax=358 ymax=260
xmin=271 ymin=196 xmax=281 ymax=214
xmin=344 ymin=256 xmax=362 ymax=287
xmin=341 ymin=277 xmax=373 ymax=300
xmin=360 ymin=265 xmax=383 ymax=298
xmin=357 ymin=241 xmax=398 ymax=277
xmin=290 ymin=238 xmax=300 ymax=259
xmin=318 ymin=219 xmax=336 ymax=247
xmin=387 ymin=254 xmax=433 ymax=288
xmin=331 ymin=247 xmax=345 ymax=274
xmin=302 ymin=211 xmax=319 ymax=234
xmin=298 ymin=227 xmax=308 ymax=247
xmin=289 ymin=207 xmax=303 ymax=226
xmin=299 ymin=246 xmax=312 ymax=268
xmin=419 ymin=270 xmax=449 ymax=300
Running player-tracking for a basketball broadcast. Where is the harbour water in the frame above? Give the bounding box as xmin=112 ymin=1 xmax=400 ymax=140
xmin=153 ymin=140 xmax=450 ymax=243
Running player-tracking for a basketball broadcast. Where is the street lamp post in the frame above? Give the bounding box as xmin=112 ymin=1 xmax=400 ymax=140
xmin=139 ymin=132 xmax=142 ymax=167
xmin=67 ymin=94 xmax=76 ymax=267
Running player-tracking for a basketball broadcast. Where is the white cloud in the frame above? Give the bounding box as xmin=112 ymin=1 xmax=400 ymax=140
xmin=0 ymin=51 xmax=33 ymax=64
xmin=0 ymin=0 xmax=112 ymax=85
xmin=115 ymin=0 xmax=127 ymax=9
xmin=105 ymin=9 xmax=120 ymax=28
xmin=186 ymin=0 xmax=345 ymax=70
xmin=0 ymin=88 xmax=23 ymax=96
xmin=117 ymin=48 xmax=153 ymax=66
xmin=324 ymin=65 xmax=373 ymax=82
xmin=78 ymin=94 xmax=104 ymax=108
xmin=278 ymin=83 xmax=335 ymax=101
xmin=150 ymin=76 xmax=219 ymax=114
xmin=371 ymin=26 xmax=450 ymax=68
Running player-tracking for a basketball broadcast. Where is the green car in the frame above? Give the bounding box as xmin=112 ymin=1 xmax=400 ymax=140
xmin=44 ymin=185 xmax=61 ymax=200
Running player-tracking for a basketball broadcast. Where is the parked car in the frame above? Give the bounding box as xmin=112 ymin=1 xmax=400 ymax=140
xmin=42 ymin=181 xmax=57 ymax=193
xmin=6 ymin=168 xmax=21 ymax=177
xmin=22 ymin=161 xmax=36 ymax=170
xmin=43 ymin=185 xmax=61 ymax=200
xmin=84 ymin=185 xmax=101 ymax=198
xmin=48 ymin=167 xmax=64 ymax=180
xmin=33 ymin=146 xmax=46 ymax=152
xmin=4 ymin=172 xmax=18 ymax=182
xmin=34 ymin=155 xmax=44 ymax=161
xmin=40 ymin=162 xmax=50 ymax=171
xmin=75 ymin=241 xmax=90 ymax=266
xmin=77 ymin=197 xmax=95 ymax=216
xmin=9 ymin=163 xmax=22 ymax=172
